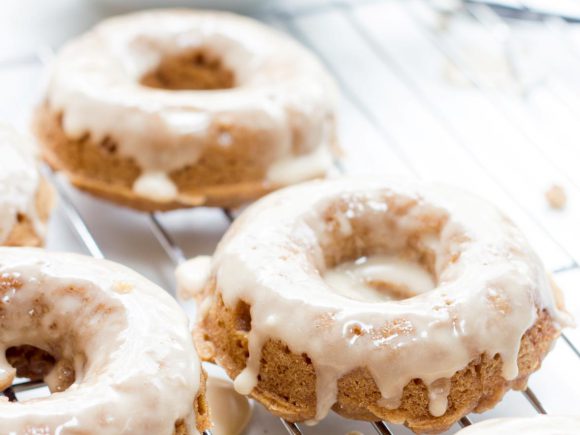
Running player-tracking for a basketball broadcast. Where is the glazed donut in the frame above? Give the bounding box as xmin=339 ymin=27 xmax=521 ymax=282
xmin=0 ymin=125 xmax=53 ymax=247
xmin=0 ymin=248 xmax=209 ymax=434
xmin=34 ymin=10 xmax=338 ymax=211
xmin=456 ymin=416 xmax=580 ymax=434
xmin=177 ymin=178 xmax=570 ymax=433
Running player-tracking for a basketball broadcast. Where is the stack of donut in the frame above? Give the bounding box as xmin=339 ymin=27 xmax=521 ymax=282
xmin=0 ymin=7 xmax=572 ymax=435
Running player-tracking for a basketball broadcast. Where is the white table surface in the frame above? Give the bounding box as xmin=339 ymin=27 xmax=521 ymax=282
xmin=1 ymin=0 xmax=579 ymax=434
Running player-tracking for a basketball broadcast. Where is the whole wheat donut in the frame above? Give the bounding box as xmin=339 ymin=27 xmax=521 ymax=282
xmin=34 ymin=10 xmax=338 ymax=211
xmin=0 ymin=248 xmax=209 ymax=434
xmin=178 ymin=178 xmax=570 ymax=433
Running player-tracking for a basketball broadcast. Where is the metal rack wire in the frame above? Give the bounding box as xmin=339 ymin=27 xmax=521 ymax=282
xmin=1 ymin=0 xmax=579 ymax=433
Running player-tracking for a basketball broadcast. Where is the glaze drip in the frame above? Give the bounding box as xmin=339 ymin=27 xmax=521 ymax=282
xmin=133 ymin=171 xmax=178 ymax=202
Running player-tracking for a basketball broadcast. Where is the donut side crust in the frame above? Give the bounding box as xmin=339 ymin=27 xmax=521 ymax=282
xmin=4 ymin=177 xmax=54 ymax=247
xmin=195 ymin=286 xmax=560 ymax=434
xmin=34 ymin=105 xmax=332 ymax=211
xmin=174 ymin=368 xmax=211 ymax=434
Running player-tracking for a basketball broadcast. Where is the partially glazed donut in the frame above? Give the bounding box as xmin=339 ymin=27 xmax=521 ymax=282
xmin=177 ymin=178 xmax=570 ymax=433
xmin=0 ymin=125 xmax=53 ymax=246
xmin=34 ymin=10 xmax=338 ymax=211
xmin=457 ymin=416 xmax=580 ymax=434
xmin=0 ymin=248 xmax=209 ymax=434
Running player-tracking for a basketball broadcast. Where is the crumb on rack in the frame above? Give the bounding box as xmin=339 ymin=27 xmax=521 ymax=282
xmin=545 ymin=184 xmax=567 ymax=210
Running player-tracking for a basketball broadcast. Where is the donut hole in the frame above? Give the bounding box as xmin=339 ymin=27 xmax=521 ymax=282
xmin=324 ymin=255 xmax=436 ymax=302
xmin=0 ymin=277 xmax=125 ymax=401
xmin=140 ymin=50 xmax=235 ymax=91
xmin=3 ymin=345 xmax=77 ymax=400
xmin=314 ymin=193 xmax=449 ymax=302
xmin=6 ymin=345 xmax=56 ymax=382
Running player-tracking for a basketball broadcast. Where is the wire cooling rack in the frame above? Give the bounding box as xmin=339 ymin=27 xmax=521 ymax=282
xmin=1 ymin=0 xmax=579 ymax=434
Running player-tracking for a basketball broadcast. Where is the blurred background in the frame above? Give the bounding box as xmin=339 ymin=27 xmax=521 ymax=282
xmin=1 ymin=0 xmax=580 ymax=434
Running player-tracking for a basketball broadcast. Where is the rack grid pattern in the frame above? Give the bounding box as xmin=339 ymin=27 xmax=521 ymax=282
xmin=1 ymin=0 xmax=579 ymax=434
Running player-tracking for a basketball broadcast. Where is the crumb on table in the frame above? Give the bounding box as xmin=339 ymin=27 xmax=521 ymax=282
xmin=545 ymin=184 xmax=567 ymax=210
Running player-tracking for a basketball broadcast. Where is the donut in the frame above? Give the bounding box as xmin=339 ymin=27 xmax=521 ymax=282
xmin=456 ymin=416 xmax=580 ymax=434
xmin=177 ymin=178 xmax=571 ymax=433
xmin=0 ymin=125 xmax=53 ymax=247
xmin=34 ymin=10 xmax=338 ymax=211
xmin=0 ymin=248 xmax=209 ymax=434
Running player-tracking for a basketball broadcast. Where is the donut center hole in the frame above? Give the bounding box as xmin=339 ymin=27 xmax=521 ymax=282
xmin=314 ymin=193 xmax=448 ymax=303
xmin=0 ymin=275 xmax=125 ymax=403
xmin=3 ymin=345 xmax=75 ymax=400
xmin=324 ymin=255 xmax=435 ymax=302
xmin=140 ymin=49 xmax=235 ymax=90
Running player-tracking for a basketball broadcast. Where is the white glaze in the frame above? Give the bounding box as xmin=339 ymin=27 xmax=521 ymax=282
xmin=323 ymin=255 xmax=435 ymax=302
xmin=133 ymin=171 xmax=178 ymax=202
xmin=177 ymin=255 xmax=212 ymax=301
xmin=45 ymin=10 xmax=338 ymax=202
xmin=457 ymin=415 xmax=580 ymax=435
xmin=177 ymin=178 xmax=571 ymax=423
xmin=0 ymin=125 xmax=45 ymax=244
xmin=206 ymin=376 xmax=252 ymax=435
xmin=0 ymin=248 xmax=201 ymax=435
